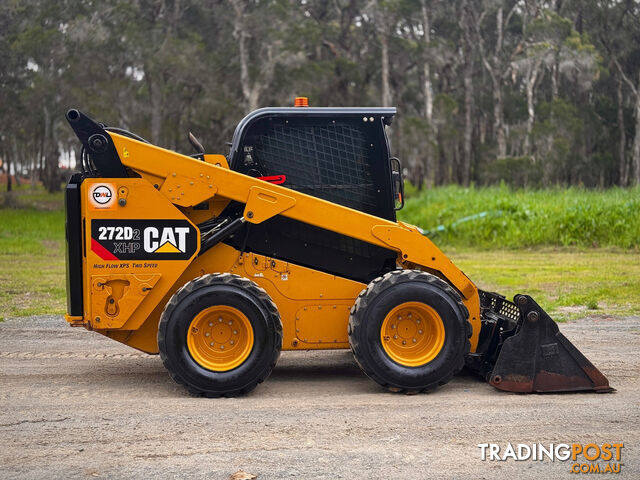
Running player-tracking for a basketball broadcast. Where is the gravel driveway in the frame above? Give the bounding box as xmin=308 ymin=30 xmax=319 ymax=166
xmin=0 ymin=315 xmax=638 ymax=479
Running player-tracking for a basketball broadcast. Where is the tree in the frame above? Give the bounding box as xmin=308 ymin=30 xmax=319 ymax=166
xmin=471 ymin=1 xmax=520 ymax=158
xmin=229 ymin=0 xmax=293 ymax=113
xmin=458 ymin=0 xmax=475 ymax=186
xmin=512 ymin=8 xmax=598 ymax=158
xmin=0 ymin=0 xmax=639 ymax=190
xmin=596 ymin=0 xmax=640 ymax=185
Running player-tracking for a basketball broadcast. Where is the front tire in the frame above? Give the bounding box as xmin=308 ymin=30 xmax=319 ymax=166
xmin=348 ymin=270 xmax=471 ymax=393
xmin=158 ymin=273 xmax=282 ymax=397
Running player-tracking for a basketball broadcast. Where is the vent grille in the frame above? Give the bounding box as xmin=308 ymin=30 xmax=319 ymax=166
xmin=479 ymin=290 xmax=521 ymax=323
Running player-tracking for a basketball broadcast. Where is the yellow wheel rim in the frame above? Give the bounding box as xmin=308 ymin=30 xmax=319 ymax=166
xmin=187 ymin=306 xmax=254 ymax=372
xmin=380 ymin=302 xmax=445 ymax=367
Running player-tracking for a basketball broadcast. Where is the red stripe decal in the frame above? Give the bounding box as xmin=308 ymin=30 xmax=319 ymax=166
xmin=91 ymin=238 xmax=119 ymax=261
xmin=258 ymin=175 xmax=286 ymax=185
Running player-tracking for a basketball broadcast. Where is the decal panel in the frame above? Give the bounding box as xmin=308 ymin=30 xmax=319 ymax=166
xmin=91 ymin=220 xmax=198 ymax=261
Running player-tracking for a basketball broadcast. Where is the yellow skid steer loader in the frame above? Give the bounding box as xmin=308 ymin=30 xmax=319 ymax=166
xmin=63 ymin=102 xmax=612 ymax=396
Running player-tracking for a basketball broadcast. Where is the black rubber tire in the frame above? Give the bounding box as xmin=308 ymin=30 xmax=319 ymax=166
xmin=158 ymin=273 xmax=282 ymax=397
xmin=348 ymin=270 xmax=472 ymax=393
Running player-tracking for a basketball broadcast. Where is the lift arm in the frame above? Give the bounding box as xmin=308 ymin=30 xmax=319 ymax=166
xmin=108 ymin=132 xmax=481 ymax=346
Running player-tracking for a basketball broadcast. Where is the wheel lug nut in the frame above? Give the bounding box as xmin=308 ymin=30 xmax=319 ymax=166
xmin=220 ymin=345 xmax=224 ymax=350
xmin=418 ymin=329 xmax=423 ymax=334
xmin=218 ymin=317 xmax=222 ymax=322
xmin=391 ymin=324 xmax=396 ymax=329
xmin=205 ymin=332 xmax=210 ymax=337
xmin=416 ymin=319 xmax=421 ymax=324
xmin=412 ymin=338 xmax=417 ymax=343
xmin=398 ymin=316 xmax=402 ymax=320
xmin=233 ymin=330 xmax=238 ymax=335
xmin=209 ymin=322 xmax=213 ymax=327
xmin=228 ymin=321 xmax=233 ymax=325
xmin=209 ymin=342 xmax=214 ymax=346
xmin=393 ymin=335 xmax=398 ymax=339
xmin=408 ymin=313 xmax=412 ymax=318
xmin=230 ymin=340 xmax=235 ymax=345
xmin=402 ymin=340 xmax=406 ymax=345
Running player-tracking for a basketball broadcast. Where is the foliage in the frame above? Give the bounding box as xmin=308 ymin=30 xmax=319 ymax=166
xmin=480 ymin=156 xmax=542 ymax=188
xmin=399 ymin=185 xmax=640 ymax=249
xmin=1 ymin=1 xmax=640 ymax=192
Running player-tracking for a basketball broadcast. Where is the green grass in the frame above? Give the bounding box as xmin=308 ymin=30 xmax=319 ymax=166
xmin=0 ymin=188 xmax=66 ymax=320
xmin=0 ymin=185 xmax=639 ymax=321
xmin=449 ymin=248 xmax=640 ymax=320
xmin=399 ymin=185 xmax=640 ymax=249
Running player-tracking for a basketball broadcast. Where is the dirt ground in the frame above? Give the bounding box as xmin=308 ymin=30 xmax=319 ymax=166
xmin=0 ymin=315 xmax=638 ymax=479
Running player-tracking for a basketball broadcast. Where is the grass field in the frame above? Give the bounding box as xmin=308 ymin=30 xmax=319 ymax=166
xmin=399 ymin=185 xmax=640 ymax=249
xmin=0 ymin=187 xmax=66 ymax=319
xmin=1 ymin=185 xmax=639 ymax=320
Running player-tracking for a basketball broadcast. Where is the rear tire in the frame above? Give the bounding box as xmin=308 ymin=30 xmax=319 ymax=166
xmin=158 ymin=273 xmax=282 ymax=397
xmin=348 ymin=270 xmax=471 ymax=393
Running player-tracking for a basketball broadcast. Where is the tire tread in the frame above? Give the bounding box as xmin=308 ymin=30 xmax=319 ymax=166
xmin=158 ymin=273 xmax=282 ymax=397
xmin=348 ymin=269 xmax=471 ymax=394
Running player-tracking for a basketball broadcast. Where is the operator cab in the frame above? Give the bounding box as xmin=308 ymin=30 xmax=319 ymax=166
xmin=219 ymin=103 xmax=403 ymax=283
xmin=228 ymin=106 xmax=398 ymax=221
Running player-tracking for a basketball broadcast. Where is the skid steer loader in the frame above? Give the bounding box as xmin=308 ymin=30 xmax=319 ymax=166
xmin=63 ymin=101 xmax=612 ymax=396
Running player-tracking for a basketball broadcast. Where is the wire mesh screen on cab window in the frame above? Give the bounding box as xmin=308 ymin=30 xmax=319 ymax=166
xmin=238 ymin=117 xmax=393 ymax=219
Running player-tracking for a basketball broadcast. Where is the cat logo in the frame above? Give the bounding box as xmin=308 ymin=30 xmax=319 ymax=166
xmin=144 ymin=226 xmax=190 ymax=254
xmin=91 ymin=220 xmax=198 ymax=261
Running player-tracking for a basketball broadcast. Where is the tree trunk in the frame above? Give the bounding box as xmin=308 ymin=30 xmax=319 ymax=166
xmin=232 ymin=0 xmax=271 ymax=112
xmin=551 ymin=60 xmax=559 ymax=100
xmin=493 ymin=8 xmax=507 ymax=158
xmin=462 ymin=54 xmax=473 ymax=186
xmin=617 ymin=77 xmax=628 ymax=186
xmin=423 ymin=60 xmax=433 ymax=125
xmin=524 ymin=61 xmax=540 ymax=156
xmin=12 ymin=137 xmax=21 ymax=187
xmin=459 ymin=4 xmax=474 ymax=186
xmin=42 ymin=106 xmax=60 ymax=193
xmin=421 ymin=0 xmax=434 ymax=187
xmin=232 ymin=0 xmax=256 ymax=112
xmin=237 ymin=20 xmax=253 ymax=110
xmin=632 ymin=72 xmax=640 ymax=186
xmin=5 ymin=147 xmax=12 ymax=192
xmin=422 ymin=61 xmax=433 ymax=189
xmin=31 ymin=138 xmax=39 ymax=188
xmin=494 ymin=86 xmax=506 ymax=158
xmin=149 ymin=76 xmax=163 ymax=145
xmin=380 ymin=33 xmax=391 ymax=107
xmin=474 ymin=5 xmax=511 ymax=159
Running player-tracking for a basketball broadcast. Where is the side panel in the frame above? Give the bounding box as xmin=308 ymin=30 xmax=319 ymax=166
xmin=231 ymin=252 xmax=365 ymax=350
xmin=77 ymin=178 xmax=200 ymax=331
xmin=108 ymin=243 xmax=365 ymax=353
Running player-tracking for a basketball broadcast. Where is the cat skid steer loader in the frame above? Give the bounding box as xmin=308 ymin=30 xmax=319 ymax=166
xmin=63 ymin=102 xmax=612 ymax=396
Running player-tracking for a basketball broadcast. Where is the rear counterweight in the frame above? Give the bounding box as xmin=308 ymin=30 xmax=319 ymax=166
xmin=65 ymin=173 xmax=84 ymax=317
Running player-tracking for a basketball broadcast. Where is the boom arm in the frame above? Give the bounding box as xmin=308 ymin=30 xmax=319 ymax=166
xmin=108 ymin=132 xmax=482 ymax=348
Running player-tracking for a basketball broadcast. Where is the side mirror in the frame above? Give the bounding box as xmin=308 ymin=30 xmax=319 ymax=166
xmin=390 ymin=157 xmax=404 ymax=210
